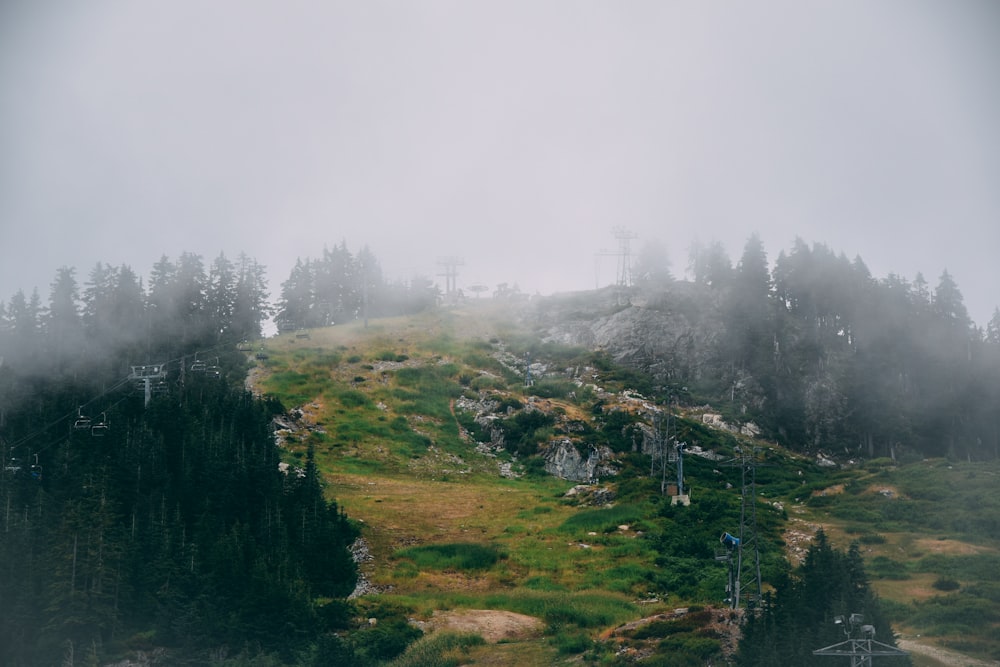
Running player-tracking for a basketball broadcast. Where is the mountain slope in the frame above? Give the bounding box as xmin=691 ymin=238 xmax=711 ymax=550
xmin=252 ymin=299 xmax=1000 ymax=666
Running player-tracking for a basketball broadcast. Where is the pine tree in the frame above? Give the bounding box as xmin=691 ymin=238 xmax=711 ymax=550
xmin=207 ymin=253 xmax=236 ymax=341
xmin=232 ymin=254 xmax=270 ymax=341
xmin=46 ymin=267 xmax=84 ymax=368
xmin=276 ymin=259 xmax=315 ymax=332
xmin=688 ymin=238 xmax=733 ymax=288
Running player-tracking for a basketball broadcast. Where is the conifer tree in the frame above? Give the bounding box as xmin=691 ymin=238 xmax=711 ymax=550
xmin=46 ymin=267 xmax=83 ymax=367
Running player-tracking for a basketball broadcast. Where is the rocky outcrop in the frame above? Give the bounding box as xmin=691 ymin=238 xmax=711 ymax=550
xmin=543 ymin=439 xmax=617 ymax=482
xmin=528 ymin=283 xmax=725 ymax=386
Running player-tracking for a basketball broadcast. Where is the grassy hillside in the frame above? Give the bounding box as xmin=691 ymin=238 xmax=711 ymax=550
xmin=251 ymin=301 xmax=1000 ymax=666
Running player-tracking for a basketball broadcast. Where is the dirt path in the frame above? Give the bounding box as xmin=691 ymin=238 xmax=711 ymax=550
xmin=413 ymin=609 xmax=544 ymax=643
xmin=897 ymin=639 xmax=999 ymax=667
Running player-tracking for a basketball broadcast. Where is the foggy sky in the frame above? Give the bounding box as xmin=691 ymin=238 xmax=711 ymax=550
xmin=2 ymin=1 xmax=999 ymax=326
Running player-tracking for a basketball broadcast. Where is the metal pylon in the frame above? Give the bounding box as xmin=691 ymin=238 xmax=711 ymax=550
xmin=613 ymin=226 xmax=637 ymax=289
xmin=814 ymin=638 xmax=909 ymax=666
xmin=724 ymin=446 xmax=763 ymax=611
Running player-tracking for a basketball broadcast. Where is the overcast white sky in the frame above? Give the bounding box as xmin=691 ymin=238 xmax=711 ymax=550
xmin=2 ymin=1 xmax=998 ymax=325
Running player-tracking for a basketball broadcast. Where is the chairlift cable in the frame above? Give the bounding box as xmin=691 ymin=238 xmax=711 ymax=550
xmin=5 ymin=374 xmax=133 ymax=451
xmin=3 ymin=339 xmax=239 ymax=456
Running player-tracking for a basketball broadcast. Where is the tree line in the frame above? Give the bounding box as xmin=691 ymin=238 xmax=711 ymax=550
xmin=0 ymin=251 xmax=271 ymax=381
xmin=651 ymin=235 xmax=1000 ymax=462
xmin=0 ymin=243 xmax=444 ymax=374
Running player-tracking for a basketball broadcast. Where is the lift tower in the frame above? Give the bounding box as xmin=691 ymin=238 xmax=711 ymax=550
xmin=648 ymin=408 xmax=689 ymax=506
xmin=613 ymin=226 xmax=637 ymax=288
xmin=720 ymin=446 xmax=765 ymax=611
xmin=436 ymin=256 xmax=464 ymax=301
xmin=130 ymin=364 xmax=167 ymax=407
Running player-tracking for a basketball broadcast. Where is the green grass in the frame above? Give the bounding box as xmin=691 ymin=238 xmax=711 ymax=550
xmin=394 ymin=543 xmax=506 ymax=571
xmin=556 ymin=505 xmax=647 ymax=535
xmin=263 ymin=370 xmax=327 ymax=406
xmin=336 ymin=388 xmax=372 ymax=408
xmin=915 ymin=553 xmax=1000 ymax=580
xmin=391 ymin=365 xmax=464 ymax=423
xmin=907 ymin=594 xmax=1000 ymax=635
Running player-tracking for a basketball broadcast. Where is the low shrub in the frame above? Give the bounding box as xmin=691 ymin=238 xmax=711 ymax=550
xmin=470 ymin=374 xmax=506 ymax=391
xmin=386 ymin=632 xmax=485 ymax=667
xmin=933 ymin=577 xmax=961 ymax=592
xmin=351 ymin=618 xmax=423 ymax=663
xmin=867 ymin=556 xmax=910 ymax=580
xmin=550 ymin=629 xmax=593 ymax=655
xmin=558 ymin=505 xmax=645 ymax=535
xmin=530 ymin=378 xmax=577 ymax=400
xmin=394 ymin=543 xmax=505 ymax=571
xmin=337 ymin=389 xmax=371 ymax=408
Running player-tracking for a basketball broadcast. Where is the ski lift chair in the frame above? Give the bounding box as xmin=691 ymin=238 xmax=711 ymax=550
xmin=91 ymin=413 xmax=109 ymax=437
xmin=73 ymin=408 xmax=92 ymax=430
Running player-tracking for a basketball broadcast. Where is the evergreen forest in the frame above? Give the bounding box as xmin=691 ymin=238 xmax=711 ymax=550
xmin=613 ymin=235 xmax=1000 ymax=462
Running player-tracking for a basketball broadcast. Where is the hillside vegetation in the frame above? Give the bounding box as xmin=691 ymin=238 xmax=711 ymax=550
xmin=3 ymin=238 xmax=999 ymax=665
xmin=253 ymin=301 xmax=1000 ymax=666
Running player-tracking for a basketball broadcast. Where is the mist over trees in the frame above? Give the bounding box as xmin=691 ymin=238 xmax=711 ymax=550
xmin=0 ymin=253 xmax=270 ymax=382
xmin=0 ymin=244 xmax=444 ymax=376
xmin=273 ymin=242 xmax=440 ymax=332
xmin=672 ymin=236 xmax=1000 ymax=461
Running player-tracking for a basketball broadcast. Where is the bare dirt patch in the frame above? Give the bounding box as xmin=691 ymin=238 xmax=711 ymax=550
xmin=415 ymin=609 xmax=544 ymax=643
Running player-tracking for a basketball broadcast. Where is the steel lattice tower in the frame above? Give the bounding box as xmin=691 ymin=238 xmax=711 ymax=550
xmin=613 ymin=226 xmax=637 ymax=288
xmin=719 ymin=446 xmax=764 ymax=611
xmin=734 ymin=447 xmax=763 ymax=611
